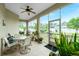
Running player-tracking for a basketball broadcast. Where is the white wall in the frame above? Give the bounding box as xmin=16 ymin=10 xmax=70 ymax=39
xmin=0 ymin=4 xmax=6 ymax=37
xmin=5 ymin=9 xmax=19 ymax=36
xmin=0 ymin=4 xmax=5 ymax=56
xmin=0 ymin=4 xmax=19 ymax=55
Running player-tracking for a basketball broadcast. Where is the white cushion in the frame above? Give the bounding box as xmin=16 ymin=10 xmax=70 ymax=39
xmin=3 ymin=37 xmax=17 ymax=47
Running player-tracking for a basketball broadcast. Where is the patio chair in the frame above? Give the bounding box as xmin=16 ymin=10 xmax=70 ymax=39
xmin=2 ymin=37 xmax=18 ymax=54
xmin=19 ymin=36 xmax=31 ymax=54
xmin=31 ymin=31 xmax=43 ymax=43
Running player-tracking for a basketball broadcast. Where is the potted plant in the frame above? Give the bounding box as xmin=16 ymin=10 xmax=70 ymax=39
xmin=34 ymin=31 xmax=43 ymax=43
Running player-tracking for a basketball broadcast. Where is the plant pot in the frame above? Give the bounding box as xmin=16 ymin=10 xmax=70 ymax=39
xmin=49 ymin=51 xmax=59 ymax=56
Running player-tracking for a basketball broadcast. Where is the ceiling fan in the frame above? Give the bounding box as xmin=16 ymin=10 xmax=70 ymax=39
xmin=21 ymin=6 xmax=36 ymax=16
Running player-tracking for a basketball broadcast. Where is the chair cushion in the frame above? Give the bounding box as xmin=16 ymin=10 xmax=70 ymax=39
xmin=7 ymin=36 xmax=16 ymax=44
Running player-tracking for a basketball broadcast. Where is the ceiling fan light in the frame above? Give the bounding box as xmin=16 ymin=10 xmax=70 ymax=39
xmin=28 ymin=13 xmax=30 ymax=15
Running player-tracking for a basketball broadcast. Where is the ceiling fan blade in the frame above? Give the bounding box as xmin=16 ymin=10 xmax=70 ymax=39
xmin=30 ymin=11 xmax=36 ymax=14
xmin=21 ymin=11 xmax=26 ymax=13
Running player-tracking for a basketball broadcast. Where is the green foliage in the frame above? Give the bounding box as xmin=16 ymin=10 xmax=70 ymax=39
xmin=28 ymin=23 xmax=37 ymax=30
xmin=67 ymin=17 xmax=79 ymax=29
xmin=40 ymin=23 xmax=48 ymax=33
xmin=28 ymin=23 xmax=48 ymax=33
xmin=54 ymin=33 xmax=79 ymax=56
xmin=19 ymin=24 xmax=26 ymax=32
xmin=34 ymin=23 xmax=37 ymax=29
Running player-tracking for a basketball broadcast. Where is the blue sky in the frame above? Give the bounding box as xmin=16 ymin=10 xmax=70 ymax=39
xmin=40 ymin=3 xmax=79 ymax=24
xmin=61 ymin=3 xmax=79 ymax=22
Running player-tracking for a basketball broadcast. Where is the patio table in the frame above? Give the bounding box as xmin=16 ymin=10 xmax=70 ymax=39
xmin=14 ymin=35 xmax=29 ymax=54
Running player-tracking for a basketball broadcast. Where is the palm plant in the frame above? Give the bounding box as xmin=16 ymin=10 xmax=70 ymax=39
xmin=53 ymin=33 xmax=79 ymax=56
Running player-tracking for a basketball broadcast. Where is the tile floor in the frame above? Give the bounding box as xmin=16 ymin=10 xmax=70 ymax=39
xmin=3 ymin=41 xmax=51 ymax=56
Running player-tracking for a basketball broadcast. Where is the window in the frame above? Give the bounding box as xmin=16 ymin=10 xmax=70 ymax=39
xmin=40 ymin=15 xmax=48 ymax=33
xmin=39 ymin=15 xmax=48 ymax=43
xmin=28 ymin=19 xmax=37 ymax=33
xmin=61 ymin=3 xmax=79 ymax=42
xmin=19 ymin=21 xmax=26 ymax=34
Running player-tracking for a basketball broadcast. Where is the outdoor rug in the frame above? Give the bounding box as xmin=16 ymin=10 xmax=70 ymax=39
xmin=44 ymin=44 xmax=58 ymax=52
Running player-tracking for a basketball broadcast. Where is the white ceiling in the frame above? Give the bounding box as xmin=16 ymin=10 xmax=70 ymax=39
xmin=5 ymin=3 xmax=55 ymax=20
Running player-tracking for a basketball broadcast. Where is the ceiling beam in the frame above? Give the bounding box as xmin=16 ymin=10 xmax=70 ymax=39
xmin=19 ymin=20 xmax=28 ymax=22
xmin=28 ymin=3 xmax=71 ymax=22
